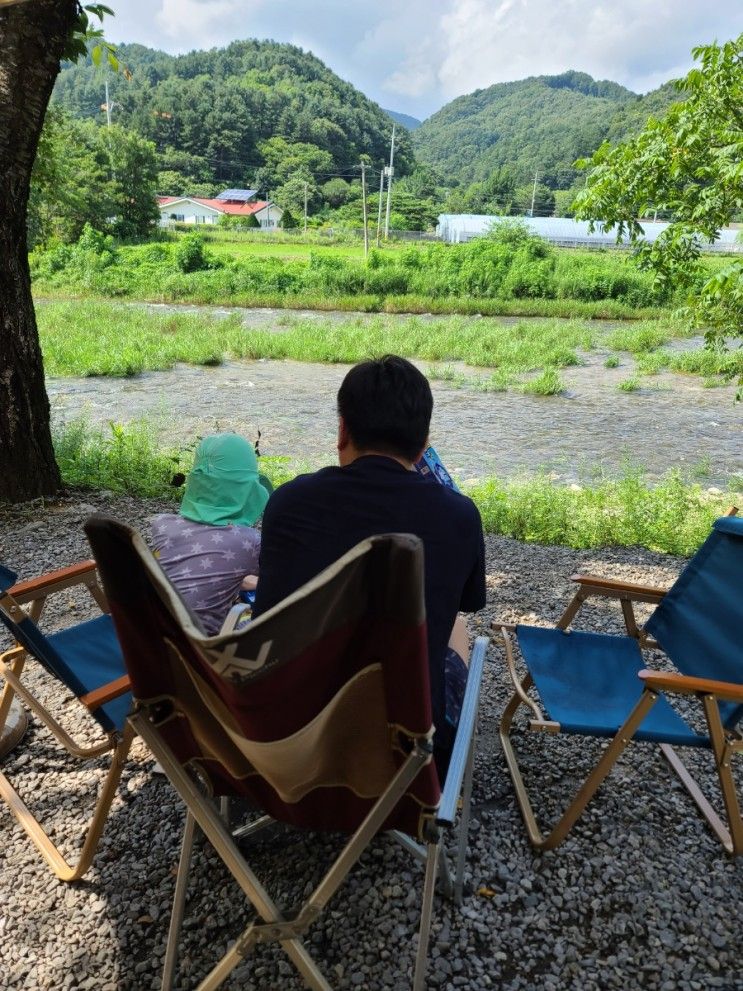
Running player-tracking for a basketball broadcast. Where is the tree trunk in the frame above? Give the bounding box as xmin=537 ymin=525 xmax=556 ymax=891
xmin=0 ymin=1 xmax=77 ymax=502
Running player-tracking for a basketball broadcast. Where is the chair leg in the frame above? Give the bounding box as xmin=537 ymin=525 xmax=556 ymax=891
xmin=0 ymin=659 xmax=111 ymax=760
xmin=0 ymin=649 xmax=25 ymax=737
xmin=659 ymin=744 xmax=737 ymax=853
xmin=162 ymin=811 xmax=198 ymax=990
xmin=453 ymin=725 xmax=477 ymax=905
xmin=413 ymin=842 xmax=439 ymax=991
xmin=0 ymin=721 xmax=134 ymax=880
xmin=500 ymin=688 xmax=660 ymax=850
xmin=700 ymin=696 xmax=743 ymax=855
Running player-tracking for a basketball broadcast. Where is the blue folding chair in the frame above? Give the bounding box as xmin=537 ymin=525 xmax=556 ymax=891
xmin=498 ymin=511 xmax=743 ymax=854
xmin=0 ymin=560 xmax=133 ymax=880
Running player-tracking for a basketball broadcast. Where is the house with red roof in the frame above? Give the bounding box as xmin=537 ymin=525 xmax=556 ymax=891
xmin=157 ymin=189 xmax=283 ymax=228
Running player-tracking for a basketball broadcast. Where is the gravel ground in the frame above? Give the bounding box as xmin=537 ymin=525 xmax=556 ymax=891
xmin=1 ymin=492 xmax=741 ymax=991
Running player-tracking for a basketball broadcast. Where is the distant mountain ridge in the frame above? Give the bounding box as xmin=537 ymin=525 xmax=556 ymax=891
xmin=383 ymin=109 xmax=423 ymax=131
xmin=413 ymin=69 xmax=681 ymax=191
xmin=52 ymin=40 xmax=416 ymax=189
xmin=52 ymin=41 xmax=682 ymax=204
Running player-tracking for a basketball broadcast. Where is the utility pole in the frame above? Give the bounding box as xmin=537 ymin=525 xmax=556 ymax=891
xmin=529 ymin=169 xmax=539 ymax=218
xmin=360 ymin=159 xmax=369 ymax=258
xmin=303 ymin=181 xmax=308 ymax=236
xmin=104 ymin=78 xmax=112 ymax=128
xmin=384 ymin=123 xmax=396 ymax=240
xmin=375 ymin=166 xmax=385 ymax=248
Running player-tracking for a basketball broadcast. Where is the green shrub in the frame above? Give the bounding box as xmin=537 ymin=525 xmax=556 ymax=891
xmin=618 ymin=376 xmax=641 ymax=391
xmin=175 ymin=231 xmax=212 ymax=273
xmin=519 ymin=367 xmax=564 ymax=395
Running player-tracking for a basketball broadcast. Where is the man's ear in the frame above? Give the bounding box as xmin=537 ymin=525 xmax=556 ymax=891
xmin=413 ymin=438 xmax=429 ymax=464
xmin=337 ymin=415 xmax=351 ymax=451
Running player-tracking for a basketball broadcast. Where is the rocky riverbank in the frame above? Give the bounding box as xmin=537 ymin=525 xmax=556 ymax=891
xmin=1 ymin=492 xmax=740 ymax=991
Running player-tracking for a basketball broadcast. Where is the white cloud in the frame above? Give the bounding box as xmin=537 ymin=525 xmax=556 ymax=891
xmin=154 ymin=0 xmax=258 ymax=48
xmin=104 ymin=0 xmax=742 ymax=116
xmin=436 ymin=0 xmax=737 ymax=99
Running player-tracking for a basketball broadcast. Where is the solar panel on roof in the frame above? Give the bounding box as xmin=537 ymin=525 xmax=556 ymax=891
xmin=216 ymin=189 xmax=257 ymax=202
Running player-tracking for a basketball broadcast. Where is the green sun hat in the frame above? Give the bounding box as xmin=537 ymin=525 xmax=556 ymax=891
xmin=180 ymin=433 xmax=270 ymax=528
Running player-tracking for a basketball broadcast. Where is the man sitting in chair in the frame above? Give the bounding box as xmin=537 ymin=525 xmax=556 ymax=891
xmin=253 ymin=354 xmax=486 ymax=775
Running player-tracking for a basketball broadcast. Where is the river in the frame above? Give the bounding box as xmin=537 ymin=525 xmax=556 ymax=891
xmin=46 ymin=307 xmax=742 ymax=486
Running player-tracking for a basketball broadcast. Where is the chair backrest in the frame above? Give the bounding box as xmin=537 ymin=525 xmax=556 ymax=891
xmin=0 ymin=564 xmax=94 ymax=706
xmin=85 ymin=516 xmax=442 ymax=839
xmin=646 ymin=515 xmax=743 ymax=727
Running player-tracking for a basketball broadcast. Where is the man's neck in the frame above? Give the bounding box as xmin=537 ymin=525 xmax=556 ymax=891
xmin=339 ymin=448 xmax=413 ymax=471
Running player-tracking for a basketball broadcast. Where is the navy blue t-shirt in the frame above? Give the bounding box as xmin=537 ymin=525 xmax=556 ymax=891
xmin=253 ymin=455 xmax=486 ymax=733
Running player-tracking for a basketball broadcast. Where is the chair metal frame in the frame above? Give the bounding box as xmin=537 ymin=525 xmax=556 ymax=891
xmin=498 ymin=507 xmax=743 ymax=855
xmin=87 ymin=514 xmax=488 ymax=990
xmin=145 ymin=635 xmax=487 ymax=991
xmin=0 ymin=560 xmax=133 ymax=880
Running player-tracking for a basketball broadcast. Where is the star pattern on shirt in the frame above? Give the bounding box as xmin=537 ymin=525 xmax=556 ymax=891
xmin=210 ymin=533 xmax=225 ymax=544
xmin=190 ymin=542 xmax=205 ymax=553
xmin=224 ymin=550 xmax=236 ymax=561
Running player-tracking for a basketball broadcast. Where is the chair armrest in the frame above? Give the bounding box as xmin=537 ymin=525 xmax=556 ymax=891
xmin=79 ymin=674 xmax=132 ymax=712
xmin=437 ymin=636 xmax=488 ymax=827
xmin=9 ymin=560 xmax=99 ymax=605
xmin=219 ymin=603 xmax=251 ymax=636
xmin=638 ymin=669 xmax=743 ymax=704
xmin=570 ymin=573 xmax=668 ymax=603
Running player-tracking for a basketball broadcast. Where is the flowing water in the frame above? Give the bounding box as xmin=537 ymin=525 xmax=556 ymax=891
xmin=46 ymin=307 xmax=742 ymax=486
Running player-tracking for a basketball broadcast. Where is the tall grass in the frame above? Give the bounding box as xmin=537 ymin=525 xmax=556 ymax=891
xmin=605 ymin=321 xmax=695 ymax=353
xmin=38 ymin=301 xmax=731 ymax=392
xmin=40 ymin=303 xmax=233 ymax=376
xmin=518 ymin=367 xmax=565 ymax=396
xmin=38 ymin=302 xmax=597 ymax=377
xmin=53 ymin=417 xmax=298 ymax=496
xmin=470 ymin=469 xmax=737 ymax=556
xmin=30 ymin=225 xmax=676 ymax=317
xmin=52 ymin=417 xmax=740 ymax=556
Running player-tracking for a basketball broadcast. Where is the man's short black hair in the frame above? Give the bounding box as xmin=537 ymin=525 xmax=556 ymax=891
xmin=337 ymin=355 xmax=433 ymax=462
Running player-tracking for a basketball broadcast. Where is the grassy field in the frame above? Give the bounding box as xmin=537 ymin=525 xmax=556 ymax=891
xmin=31 ymin=224 xmax=695 ymax=319
xmin=38 ymin=300 xmax=731 ymax=385
xmin=53 ymin=415 xmax=741 ymax=556
xmin=202 ymin=230 xmax=375 ymax=263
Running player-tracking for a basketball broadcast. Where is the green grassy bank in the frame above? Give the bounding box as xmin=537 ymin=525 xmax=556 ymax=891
xmin=31 ymin=224 xmax=687 ymax=319
xmin=38 ymin=300 xmax=743 ymax=387
xmin=53 ymin=417 xmax=740 ymax=557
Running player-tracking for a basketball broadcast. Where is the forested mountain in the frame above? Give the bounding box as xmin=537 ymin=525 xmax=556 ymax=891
xmin=384 ymin=109 xmax=423 ymax=131
xmin=52 ymin=40 xmax=413 ymax=198
xmin=49 ymin=42 xmax=684 ymax=230
xmin=413 ymin=70 xmax=681 ymax=196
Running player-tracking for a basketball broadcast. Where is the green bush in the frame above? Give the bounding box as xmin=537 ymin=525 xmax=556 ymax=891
xmin=175 ymin=231 xmax=211 ymax=273
xmin=30 ymin=227 xmax=700 ymax=315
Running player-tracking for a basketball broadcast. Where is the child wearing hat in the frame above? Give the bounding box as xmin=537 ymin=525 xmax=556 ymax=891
xmin=150 ymin=433 xmax=271 ymax=635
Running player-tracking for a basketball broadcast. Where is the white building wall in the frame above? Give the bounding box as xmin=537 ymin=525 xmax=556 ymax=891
xmin=253 ymin=205 xmax=283 ymax=229
xmin=436 ymin=214 xmax=742 ymax=250
xmin=159 ymin=201 xmax=221 ymax=226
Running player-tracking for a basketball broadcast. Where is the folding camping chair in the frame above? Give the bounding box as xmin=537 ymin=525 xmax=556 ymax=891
xmin=0 ymin=559 xmax=134 ymax=880
xmin=497 ymin=511 xmax=743 ymax=854
xmin=85 ymin=515 xmax=487 ymax=991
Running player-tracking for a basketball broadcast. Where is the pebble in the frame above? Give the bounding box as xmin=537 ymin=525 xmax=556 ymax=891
xmin=0 ymin=493 xmax=741 ymax=990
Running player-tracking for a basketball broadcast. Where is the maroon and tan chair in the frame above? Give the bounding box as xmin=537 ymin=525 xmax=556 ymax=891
xmin=85 ymin=515 xmax=487 ymax=991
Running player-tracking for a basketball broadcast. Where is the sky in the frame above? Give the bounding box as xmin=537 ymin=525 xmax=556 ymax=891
xmin=106 ymin=1 xmax=742 ymax=119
